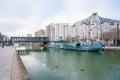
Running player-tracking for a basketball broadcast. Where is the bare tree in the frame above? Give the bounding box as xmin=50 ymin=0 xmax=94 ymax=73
xmin=101 ymin=28 xmax=120 ymax=45
xmin=110 ymin=28 xmax=117 ymax=40
xmin=101 ymin=28 xmax=120 ymax=41
xmin=74 ymin=35 xmax=80 ymax=42
xmin=101 ymin=31 xmax=111 ymax=41
xmin=65 ymin=35 xmax=72 ymax=42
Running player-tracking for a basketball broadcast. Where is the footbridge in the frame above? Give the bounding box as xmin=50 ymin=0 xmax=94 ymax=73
xmin=11 ymin=37 xmax=49 ymax=42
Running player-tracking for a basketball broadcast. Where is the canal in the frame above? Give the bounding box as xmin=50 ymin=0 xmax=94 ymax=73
xmin=19 ymin=49 xmax=120 ymax=80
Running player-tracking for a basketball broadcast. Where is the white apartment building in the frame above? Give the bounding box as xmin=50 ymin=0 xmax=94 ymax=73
xmin=46 ymin=23 xmax=55 ymax=41
xmin=73 ymin=13 xmax=120 ymax=41
xmin=46 ymin=23 xmax=70 ymax=41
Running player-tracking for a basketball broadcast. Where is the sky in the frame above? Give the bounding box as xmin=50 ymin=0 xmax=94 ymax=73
xmin=0 ymin=0 xmax=120 ymax=37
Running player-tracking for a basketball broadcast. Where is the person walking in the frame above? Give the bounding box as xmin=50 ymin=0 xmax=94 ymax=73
xmin=2 ymin=42 xmax=4 ymax=48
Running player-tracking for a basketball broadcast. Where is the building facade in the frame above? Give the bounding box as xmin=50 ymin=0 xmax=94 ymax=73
xmin=0 ymin=32 xmax=10 ymax=45
xmin=46 ymin=23 xmax=70 ymax=41
xmin=46 ymin=23 xmax=55 ymax=41
xmin=73 ymin=13 xmax=120 ymax=41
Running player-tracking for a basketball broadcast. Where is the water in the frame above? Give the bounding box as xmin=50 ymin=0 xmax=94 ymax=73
xmin=19 ymin=49 xmax=120 ymax=80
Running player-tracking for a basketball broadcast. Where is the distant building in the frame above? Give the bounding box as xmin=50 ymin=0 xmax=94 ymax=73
xmin=2 ymin=35 xmax=9 ymax=42
xmin=46 ymin=23 xmax=70 ymax=41
xmin=73 ymin=13 xmax=120 ymax=41
xmin=46 ymin=23 xmax=55 ymax=41
xmin=0 ymin=32 xmax=3 ymax=43
xmin=0 ymin=32 xmax=9 ymax=45
xmin=27 ymin=34 xmax=32 ymax=37
xmin=35 ymin=29 xmax=46 ymax=37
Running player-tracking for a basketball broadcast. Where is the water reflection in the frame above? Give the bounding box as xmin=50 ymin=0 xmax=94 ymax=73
xmin=18 ymin=50 xmax=29 ymax=55
xmin=20 ymin=49 xmax=120 ymax=80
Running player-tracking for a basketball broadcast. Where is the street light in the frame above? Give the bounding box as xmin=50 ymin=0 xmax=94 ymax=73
xmin=117 ymin=24 xmax=119 ymax=40
xmin=117 ymin=24 xmax=119 ymax=46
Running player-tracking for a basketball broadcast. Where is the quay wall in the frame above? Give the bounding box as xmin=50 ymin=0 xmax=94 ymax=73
xmin=12 ymin=48 xmax=30 ymax=80
xmin=102 ymin=46 xmax=120 ymax=51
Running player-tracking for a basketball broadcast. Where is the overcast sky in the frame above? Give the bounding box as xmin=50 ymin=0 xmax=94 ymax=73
xmin=0 ymin=0 xmax=120 ymax=37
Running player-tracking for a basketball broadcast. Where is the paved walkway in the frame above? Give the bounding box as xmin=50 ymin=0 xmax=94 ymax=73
xmin=0 ymin=46 xmax=14 ymax=80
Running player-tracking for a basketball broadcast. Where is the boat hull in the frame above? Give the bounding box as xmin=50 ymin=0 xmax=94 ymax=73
xmin=49 ymin=41 xmax=102 ymax=52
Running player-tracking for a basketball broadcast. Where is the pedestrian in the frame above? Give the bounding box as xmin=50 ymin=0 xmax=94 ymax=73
xmin=2 ymin=43 xmax=4 ymax=48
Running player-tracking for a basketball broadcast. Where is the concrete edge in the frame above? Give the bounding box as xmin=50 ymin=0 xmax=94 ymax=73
xmin=11 ymin=48 xmax=30 ymax=80
xmin=102 ymin=47 xmax=120 ymax=51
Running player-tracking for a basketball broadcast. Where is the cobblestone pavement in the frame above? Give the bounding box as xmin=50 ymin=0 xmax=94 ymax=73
xmin=0 ymin=46 xmax=14 ymax=80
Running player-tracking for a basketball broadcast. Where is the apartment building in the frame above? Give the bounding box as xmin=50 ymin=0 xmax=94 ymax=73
xmin=46 ymin=23 xmax=70 ymax=41
xmin=73 ymin=13 xmax=120 ymax=41
xmin=35 ymin=29 xmax=46 ymax=37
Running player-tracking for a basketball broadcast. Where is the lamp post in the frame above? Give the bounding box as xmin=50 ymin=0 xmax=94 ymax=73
xmin=117 ymin=24 xmax=119 ymax=46
xmin=117 ymin=24 xmax=119 ymax=39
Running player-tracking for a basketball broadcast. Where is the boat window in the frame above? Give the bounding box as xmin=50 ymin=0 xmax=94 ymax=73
xmin=76 ymin=43 xmax=80 ymax=48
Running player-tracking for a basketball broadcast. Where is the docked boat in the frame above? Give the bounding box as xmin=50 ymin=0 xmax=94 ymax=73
xmin=49 ymin=40 xmax=102 ymax=52
xmin=48 ymin=41 xmax=65 ymax=49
